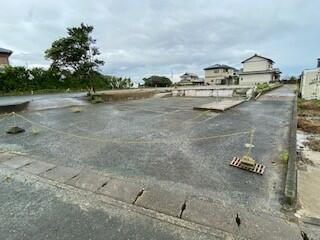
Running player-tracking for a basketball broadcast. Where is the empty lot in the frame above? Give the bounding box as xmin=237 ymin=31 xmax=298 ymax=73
xmin=0 ymin=87 xmax=295 ymax=215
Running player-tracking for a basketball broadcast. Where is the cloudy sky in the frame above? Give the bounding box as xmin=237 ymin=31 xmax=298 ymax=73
xmin=1 ymin=0 xmax=319 ymax=83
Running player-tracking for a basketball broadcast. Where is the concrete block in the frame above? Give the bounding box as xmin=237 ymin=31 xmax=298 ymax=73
xmin=41 ymin=166 xmax=80 ymax=183
xmin=20 ymin=161 xmax=56 ymax=175
xmin=0 ymin=152 xmax=15 ymax=162
xmin=2 ymin=156 xmax=33 ymax=169
xmin=66 ymin=170 xmax=110 ymax=192
xmin=182 ymin=199 xmax=236 ymax=233
xmin=98 ymin=179 xmax=143 ymax=204
xmin=135 ymin=189 xmax=186 ymax=217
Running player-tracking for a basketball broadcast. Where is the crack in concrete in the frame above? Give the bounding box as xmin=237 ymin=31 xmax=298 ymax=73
xmin=179 ymin=200 xmax=187 ymax=219
xmin=132 ymin=189 xmax=144 ymax=204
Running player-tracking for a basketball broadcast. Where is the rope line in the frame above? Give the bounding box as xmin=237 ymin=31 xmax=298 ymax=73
xmin=13 ymin=112 xmax=251 ymax=145
xmin=0 ymin=113 xmax=12 ymax=124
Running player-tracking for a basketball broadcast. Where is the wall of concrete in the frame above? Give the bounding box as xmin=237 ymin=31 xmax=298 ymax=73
xmin=284 ymin=97 xmax=297 ymax=206
xmin=300 ymin=69 xmax=320 ymax=100
xmin=172 ymin=87 xmax=248 ymax=97
xmin=0 ymin=101 xmax=29 ymax=114
xmin=239 ymin=73 xmax=273 ymax=85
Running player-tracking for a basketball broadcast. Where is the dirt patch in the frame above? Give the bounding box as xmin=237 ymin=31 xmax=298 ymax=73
xmin=306 ymin=138 xmax=320 ymax=152
xmin=297 ymin=118 xmax=320 ymax=134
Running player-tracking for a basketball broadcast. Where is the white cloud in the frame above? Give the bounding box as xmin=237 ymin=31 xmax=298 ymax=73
xmin=1 ymin=0 xmax=319 ymax=82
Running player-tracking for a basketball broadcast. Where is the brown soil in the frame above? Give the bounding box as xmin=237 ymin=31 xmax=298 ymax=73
xmin=297 ymin=118 xmax=320 ymax=134
xmin=306 ymin=138 xmax=320 ymax=152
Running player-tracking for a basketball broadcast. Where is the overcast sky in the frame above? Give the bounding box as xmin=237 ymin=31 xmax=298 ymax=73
xmin=0 ymin=0 xmax=319 ymax=83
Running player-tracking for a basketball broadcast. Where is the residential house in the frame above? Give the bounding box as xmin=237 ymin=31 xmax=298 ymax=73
xmin=300 ymin=59 xmax=320 ymax=100
xmin=203 ymin=64 xmax=238 ymax=85
xmin=238 ymin=54 xmax=281 ymax=85
xmin=178 ymin=73 xmax=204 ymax=86
xmin=0 ymin=47 xmax=13 ymax=72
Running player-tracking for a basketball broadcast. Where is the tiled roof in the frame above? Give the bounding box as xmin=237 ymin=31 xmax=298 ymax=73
xmin=241 ymin=54 xmax=274 ymax=64
xmin=203 ymin=64 xmax=237 ymax=71
xmin=0 ymin=47 xmax=13 ymax=55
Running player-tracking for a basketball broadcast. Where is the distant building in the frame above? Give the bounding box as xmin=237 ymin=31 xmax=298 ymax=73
xmin=178 ymin=73 xmax=204 ymax=86
xmin=300 ymin=59 xmax=320 ymax=100
xmin=238 ymin=54 xmax=281 ymax=85
xmin=0 ymin=47 xmax=13 ymax=72
xmin=203 ymin=64 xmax=238 ymax=85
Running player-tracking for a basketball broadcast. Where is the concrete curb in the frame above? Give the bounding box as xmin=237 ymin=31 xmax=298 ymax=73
xmin=302 ymin=216 xmax=320 ymax=227
xmin=254 ymin=84 xmax=283 ymax=100
xmin=284 ymin=96 xmax=297 ymax=206
xmin=0 ymin=101 xmax=29 ymax=114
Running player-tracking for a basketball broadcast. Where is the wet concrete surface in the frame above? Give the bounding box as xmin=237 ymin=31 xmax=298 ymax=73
xmin=0 ymin=168 xmax=219 ymax=240
xmin=0 ymin=85 xmax=316 ymax=239
xmin=0 ymin=87 xmax=294 ymax=215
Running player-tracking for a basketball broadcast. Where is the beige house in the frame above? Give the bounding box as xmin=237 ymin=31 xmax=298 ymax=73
xmin=178 ymin=73 xmax=204 ymax=86
xmin=300 ymin=59 xmax=320 ymax=100
xmin=203 ymin=64 xmax=238 ymax=85
xmin=239 ymin=54 xmax=281 ymax=85
xmin=0 ymin=47 xmax=13 ymax=72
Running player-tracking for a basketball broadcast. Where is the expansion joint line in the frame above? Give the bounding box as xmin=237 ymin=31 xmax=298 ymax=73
xmin=12 ymin=112 xmax=252 ymax=145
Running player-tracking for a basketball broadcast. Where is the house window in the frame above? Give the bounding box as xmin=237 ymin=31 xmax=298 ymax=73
xmin=241 ymin=78 xmax=243 ymax=81
xmin=213 ymin=69 xmax=219 ymax=73
xmin=223 ymin=69 xmax=228 ymax=72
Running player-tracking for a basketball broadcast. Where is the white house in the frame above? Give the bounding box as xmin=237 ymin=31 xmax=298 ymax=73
xmin=239 ymin=54 xmax=281 ymax=85
xmin=300 ymin=59 xmax=320 ymax=100
xmin=203 ymin=64 xmax=238 ymax=85
xmin=178 ymin=73 xmax=204 ymax=86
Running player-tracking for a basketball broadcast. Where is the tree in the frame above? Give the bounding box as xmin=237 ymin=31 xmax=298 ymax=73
xmin=109 ymin=77 xmax=133 ymax=89
xmin=142 ymin=75 xmax=172 ymax=87
xmin=45 ymin=23 xmax=104 ymax=93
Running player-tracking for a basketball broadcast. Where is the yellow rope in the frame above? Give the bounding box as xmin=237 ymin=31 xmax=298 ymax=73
xmin=0 ymin=112 xmax=13 ymax=124
xmin=181 ymin=110 xmax=211 ymax=125
xmin=14 ymin=112 xmax=251 ymax=145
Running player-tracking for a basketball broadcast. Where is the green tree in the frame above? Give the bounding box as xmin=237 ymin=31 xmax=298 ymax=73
xmin=45 ymin=23 xmax=104 ymax=93
xmin=142 ymin=75 xmax=172 ymax=87
xmin=109 ymin=77 xmax=133 ymax=89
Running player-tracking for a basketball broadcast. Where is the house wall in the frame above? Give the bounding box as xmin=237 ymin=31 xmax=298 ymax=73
xmin=239 ymin=73 xmax=273 ymax=85
xmin=243 ymin=56 xmax=272 ymax=72
xmin=204 ymin=68 xmax=235 ymax=85
xmin=0 ymin=54 xmax=9 ymax=65
xmin=300 ymin=69 xmax=320 ymax=100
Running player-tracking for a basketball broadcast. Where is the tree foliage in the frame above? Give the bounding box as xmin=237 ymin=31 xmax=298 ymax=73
xmin=142 ymin=75 xmax=172 ymax=87
xmin=45 ymin=23 xmax=104 ymax=92
xmin=0 ymin=23 xmax=135 ymax=95
xmin=0 ymin=66 xmax=132 ymax=94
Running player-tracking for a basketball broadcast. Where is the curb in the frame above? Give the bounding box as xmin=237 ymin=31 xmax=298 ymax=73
xmin=284 ymin=96 xmax=297 ymax=206
xmin=254 ymin=84 xmax=283 ymax=100
xmin=0 ymin=101 xmax=29 ymax=114
xmin=302 ymin=216 xmax=320 ymax=227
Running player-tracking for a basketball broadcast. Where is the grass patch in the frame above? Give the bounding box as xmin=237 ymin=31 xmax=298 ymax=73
xmin=256 ymin=83 xmax=271 ymax=92
xmin=297 ymin=99 xmax=320 ymax=116
xmin=280 ymin=151 xmax=289 ymax=164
